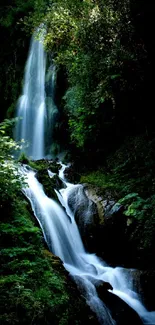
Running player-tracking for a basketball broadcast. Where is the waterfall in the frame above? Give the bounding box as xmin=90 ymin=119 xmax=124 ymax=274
xmin=14 ymin=29 xmax=46 ymax=159
xmin=22 ymin=165 xmax=155 ymax=325
xmin=15 ymin=27 xmax=155 ymax=324
xmin=14 ymin=28 xmax=59 ymax=160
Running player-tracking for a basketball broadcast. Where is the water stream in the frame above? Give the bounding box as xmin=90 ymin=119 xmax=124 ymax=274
xmin=22 ymin=164 xmax=155 ymax=325
xmin=15 ymin=29 xmax=155 ymax=324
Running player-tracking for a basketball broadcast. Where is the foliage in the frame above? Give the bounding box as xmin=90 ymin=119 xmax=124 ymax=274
xmin=0 ymin=119 xmax=24 ymax=204
xmin=80 ymin=170 xmax=118 ymax=190
xmin=0 ymin=121 xmax=96 ymax=325
xmin=18 ymin=152 xmax=30 ymax=164
xmin=119 ymin=193 xmax=150 ymax=220
xmin=106 ymin=135 xmax=155 ymax=197
xmin=27 ymin=158 xmax=61 ymax=173
xmin=0 ymin=0 xmax=47 ymax=121
xmin=0 ymin=1 xmax=34 ymax=28
xmin=25 ymin=0 xmax=146 ymax=150
xmin=80 ymin=134 xmax=155 ymax=197
xmin=0 ymin=195 xmax=93 ymax=325
xmin=1 ymin=0 xmax=153 ymax=153
xmin=80 ymin=134 xmax=155 ymax=268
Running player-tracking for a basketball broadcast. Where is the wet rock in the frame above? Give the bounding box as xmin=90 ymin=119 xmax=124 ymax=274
xmin=67 ymin=184 xmax=99 ymax=251
xmin=36 ymin=168 xmax=65 ymax=201
xmin=84 ymin=184 xmax=119 ymax=224
xmin=104 ymin=202 xmax=124 ymax=218
xmin=139 ymin=271 xmax=155 ymax=310
xmin=49 ymin=173 xmax=66 ymax=190
xmin=30 ymin=158 xmax=61 ymax=173
xmin=64 ymin=164 xmax=81 ymax=183
xmin=83 ymin=184 xmax=129 ymax=265
xmin=97 ymin=285 xmax=143 ymax=325
xmin=97 ymin=281 xmax=113 ymax=293
xmin=129 ymin=269 xmax=155 ymax=310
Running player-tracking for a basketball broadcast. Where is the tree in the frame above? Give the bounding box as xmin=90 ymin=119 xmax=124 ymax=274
xmin=37 ymin=0 xmax=145 ymax=151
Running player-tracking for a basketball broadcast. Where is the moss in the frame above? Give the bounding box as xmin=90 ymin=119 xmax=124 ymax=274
xmin=18 ymin=153 xmax=30 ymax=164
xmin=29 ymin=159 xmax=61 ymax=173
xmin=35 ymin=169 xmax=59 ymax=201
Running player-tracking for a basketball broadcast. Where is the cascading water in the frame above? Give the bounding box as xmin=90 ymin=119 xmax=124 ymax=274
xmin=22 ymin=164 xmax=155 ymax=325
xmin=14 ymin=32 xmax=59 ymax=159
xmin=45 ymin=63 xmax=59 ymax=157
xmin=12 ymin=18 xmax=155 ymax=324
xmin=14 ymin=28 xmax=48 ymax=160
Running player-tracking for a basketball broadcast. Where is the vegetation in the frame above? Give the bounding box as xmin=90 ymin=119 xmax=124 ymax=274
xmin=25 ymin=0 xmax=150 ymax=153
xmin=0 ymin=0 xmax=48 ymax=120
xmin=0 ymin=119 xmax=24 ymax=205
xmin=80 ymin=134 xmax=155 ymax=269
xmin=0 ymin=121 xmax=97 ymax=324
xmin=0 ymin=0 xmax=155 ymax=322
xmin=0 ymin=196 xmax=97 ymax=325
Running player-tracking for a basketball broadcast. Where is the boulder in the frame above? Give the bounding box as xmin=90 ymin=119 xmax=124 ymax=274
xmin=67 ymin=184 xmax=99 ymax=251
xmin=97 ymin=283 xmax=143 ymax=325
xmin=64 ymin=164 xmax=81 ymax=183
xmin=49 ymin=173 xmax=66 ymax=190
xmin=29 ymin=158 xmax=61 ymax=173
xmin=83 ymin=184 xmax=129 ymax=265
xmin=36 ymin=168 xmax=66 ymax=201
xmin=128 ymin=269 xmax=155 ymax=311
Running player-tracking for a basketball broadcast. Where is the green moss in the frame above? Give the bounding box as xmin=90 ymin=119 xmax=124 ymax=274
xmin=28 ymin=159 xmax=61 ymax=173
xmin=80 ymin=170 xmax=120 ymax=191
xmin=18 ymin=153 xmax=30 ymax=164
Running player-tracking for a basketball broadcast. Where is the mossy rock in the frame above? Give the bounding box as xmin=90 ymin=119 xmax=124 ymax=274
xmin=29 ymin=159 xmax=61 ymax=173
xmin=36 ymin=168 xmax=65 ymax=201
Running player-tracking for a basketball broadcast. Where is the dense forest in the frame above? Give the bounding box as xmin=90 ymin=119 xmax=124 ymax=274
xmin=0 ymin=1 xmax=155 ymax=324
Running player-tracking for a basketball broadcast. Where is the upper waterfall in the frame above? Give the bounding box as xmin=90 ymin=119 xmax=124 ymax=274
xmin=14 ymin=27 xmax=59 ymax=160
xmin=14 ymin=29 xmax=46 ymax=160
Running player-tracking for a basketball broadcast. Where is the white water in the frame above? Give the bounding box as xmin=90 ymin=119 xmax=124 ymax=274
xmin=15 ymin=29 xmax=46 ymax=159
xmin=22 ymin=165 xmax=155 ymax=325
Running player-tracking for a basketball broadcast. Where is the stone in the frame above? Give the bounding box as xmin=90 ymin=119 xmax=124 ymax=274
xmin=36 ymin=168 xmax=66 ymax=201
xmin=97 ymin=284 xmax=143 ymax=325
xmin=67 ymin=184 xmax=99 ymax=251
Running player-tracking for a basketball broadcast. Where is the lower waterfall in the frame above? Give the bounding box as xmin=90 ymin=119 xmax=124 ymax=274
xmin=22 ymin=164 xmax=155 ymax=325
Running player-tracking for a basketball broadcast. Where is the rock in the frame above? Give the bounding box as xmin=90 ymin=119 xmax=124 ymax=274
xmin=84 ymin=184 xmax=118 ymax=225
xmin=97 ymin=281 xmax=113 ymax=293
xmin=104 ymin=202 xmax=124 ymax=218
xmin=84 ymin=184 xmax=142 ymax=268
xmin=67 ymin=184 xmax=99 ymax=251
xmin=29 ymin=159 xmax=61 ymax=173
xmin=128 ymin=269 xmax=155 ymax=310
xmin=140 ymin=271 xmax=155 ymax=310
xmin=48 ymin=160 xmax=61 ymax=173
xmin=83 ymin=184 xmax=129 ymax=265
xmin=97 ymin=285 xmax=143 ymax=325
xmin=36 ymin=168 xmax=66 ymax=201
xmin=49 ymin=173 xmax=66 ymax=190
xmin=64 ymin=164 xmax=81 ymax=183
